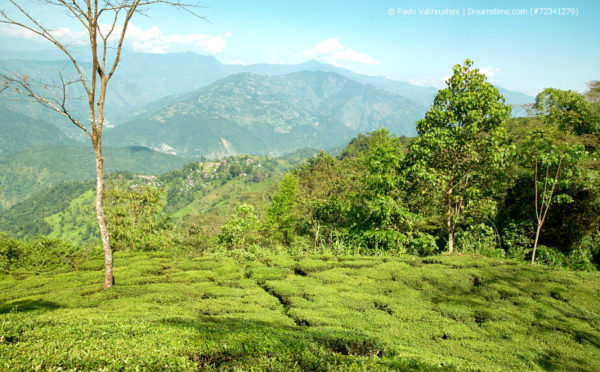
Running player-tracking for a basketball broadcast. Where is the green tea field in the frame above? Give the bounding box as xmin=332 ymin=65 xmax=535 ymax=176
xmin=1 ymin=252 xmax=599 ymax=371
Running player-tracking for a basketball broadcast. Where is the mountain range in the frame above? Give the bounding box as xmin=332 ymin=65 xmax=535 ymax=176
xmin=0 ymin=50 xmax=534 ymax=136
xmin=0 ymin=50 xmax=536 ymax=203
xmin=104 ymin=71 xmax=426 ymax=157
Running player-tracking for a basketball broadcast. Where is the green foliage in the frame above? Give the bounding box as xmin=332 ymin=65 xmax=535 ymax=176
xmin=0 ymin=234 xmax=87 ymax=274
xmin=455 ymin=224 xmax=504 ymax=257
xmin=404 ymin=59 xmax=512 ymax=252
xmin=265 ymin=174 xmax=302 ymax=245
xmin=535 ymin=245 xmax=567 ymax=268
xmin=0 ymin=234 xmax=21 ymax=272
xmin=408 ymin=232 xmax=438 ymax=256
xmin=105 ymin=180 xmax=172 ymax=252
xmin=346 ymin=129 xmax=418 ymax=252
xmin=501 ymin=115 xmax=598 ymax=267
xmin=534 ymin=88 xmax=598 ymax=135
xmin=218 ymin=203 xmax=259 ymax=250
xmin=501 ymin=222 xmax=533 ymax=260
xmin=296 ymin=130 xmax=423 ymax=253
xmin=1 ymin=252 xmax=599 ymax=370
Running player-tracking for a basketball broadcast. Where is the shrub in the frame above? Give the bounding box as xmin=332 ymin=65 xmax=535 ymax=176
xmin=408 ymin=232 xmax=438 ymax=256
xmin=535 ymin=245 xmax=567 ymax=268
xmin=456 ymin=224 xmax=504 ymax=258
xmin=20 ymin=237 xmax=83 ymax=272
xmin=0 ymin=235 xmax=87 ymax=273
xmin=502 ymin=222 xmax=533 ymax=260
xmin=566 ymin=235 xmax=597 ymax=271
xmin=0 ymin=234 xmax=22 ymax=273
xmin=218 ymin=203 xmax=259 ymax=250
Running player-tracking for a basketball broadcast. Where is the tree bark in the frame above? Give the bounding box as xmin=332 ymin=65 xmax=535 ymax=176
xmin=531 ymin=223 xmax=542 ymax=264
xmin=447 ymin=185 xmax=454 ymax=254
xmin=447 ymin=209 xmax=454 ymax=254
xmin=94 ymin=143 xmax=113 ymax=289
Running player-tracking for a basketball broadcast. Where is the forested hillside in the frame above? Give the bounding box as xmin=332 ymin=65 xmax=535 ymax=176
xmin=104 ymin=71 xmax=426 ymax=156
xmin=0 ymin=145 xmax=189 ymax=208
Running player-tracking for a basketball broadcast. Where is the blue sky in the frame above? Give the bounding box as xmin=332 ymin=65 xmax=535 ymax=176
xmin=1 ymin=0 xmax=598 ymax=95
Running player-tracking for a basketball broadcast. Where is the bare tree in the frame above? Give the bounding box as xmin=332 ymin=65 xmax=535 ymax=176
xmin=1 ymin=0 xmax=200 ymax=289
xmin=531 ymin=148 xmax=564 ymax=264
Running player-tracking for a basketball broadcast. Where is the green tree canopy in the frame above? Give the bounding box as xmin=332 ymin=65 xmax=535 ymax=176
xmin=534 ymin=88 xmax=598 ymax=135
xmin=405 ymin=59 xmax=511 ymax=253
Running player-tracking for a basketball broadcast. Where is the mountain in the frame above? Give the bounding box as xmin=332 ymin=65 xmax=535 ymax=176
xmin=226 ymin=60 xmax=440 ymax=107
xmin=0 ymin=51 xmax=534 ymax=131
xmin=0 ymin=52 xmax=229 ymax=137
xmin=104 ymin=71 xmax=427 ymax=157
xmin=0 ymin=144 xmax=190 ymax=208
xmin=0 ymin=103 xmax=77 ymax=154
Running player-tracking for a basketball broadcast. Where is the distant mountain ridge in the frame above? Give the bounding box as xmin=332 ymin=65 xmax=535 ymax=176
xmin=104 ymin=71 xmax=426 ymax=157
xmin=0 ymin=50 xmax=534 ymax=130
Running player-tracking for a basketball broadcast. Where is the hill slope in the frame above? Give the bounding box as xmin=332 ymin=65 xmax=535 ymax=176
xmin=0 ymin=252 xmax=598 ymax=370
xmin=0 ymin=104 xmax=76 ymax=154
xmin=105 ymin=71 xmax=426 ymax=157
xmin=0 ymin=151 xmax=316 ymax=242
xmin=0 ymin=145 xmax=190 ymax=208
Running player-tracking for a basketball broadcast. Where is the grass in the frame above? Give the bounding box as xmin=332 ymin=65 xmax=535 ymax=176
xmin=1 ymin=252 xmax=599 ymax=371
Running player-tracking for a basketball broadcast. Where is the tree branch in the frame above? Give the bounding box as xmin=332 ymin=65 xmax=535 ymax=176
xmin=0 ymin=0 xmax=92 ymax=96
xmin=2 ymin=74 xmax=92 ymax=138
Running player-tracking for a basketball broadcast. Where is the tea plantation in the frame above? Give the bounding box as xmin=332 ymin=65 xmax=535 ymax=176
xmin=1 ymin=252 xmax=599 ymax=371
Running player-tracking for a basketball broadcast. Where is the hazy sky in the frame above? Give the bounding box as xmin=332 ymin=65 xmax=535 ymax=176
xmin=1 ymin=0 xmax=598 ymax=95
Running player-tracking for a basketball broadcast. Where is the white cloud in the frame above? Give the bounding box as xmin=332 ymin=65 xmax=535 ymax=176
xmin=479 ymin=66 xmax=501 ymax=80
xmin=301 ymin=38 xmax=379 ymax=68
xmin=123 ymin=24 xmax=228 ymax=54
xmin=409 ymin=66 xmax=500 ymax=89
xmin=409 ymin=75 xmax=447 ymax=89
xmin=0 ymin=24 xmax=87 ymax=45
xmin=1 ymin=23 xmax=230 ymax=55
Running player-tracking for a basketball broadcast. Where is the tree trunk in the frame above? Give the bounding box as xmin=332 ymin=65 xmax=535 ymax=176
xmin=94 ymin=143 xmax=113 ymax=289
xmin=448 ymin=226 xmax=454 ymax=254
xmin=447 ymin=202 xmax=454 ymax=254
xmin=531 ymin=223 xmax=542 ymax=264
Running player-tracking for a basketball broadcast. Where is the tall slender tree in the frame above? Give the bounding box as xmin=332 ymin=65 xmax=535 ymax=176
xmin=1 ymin=0 xmax=200 ymax=289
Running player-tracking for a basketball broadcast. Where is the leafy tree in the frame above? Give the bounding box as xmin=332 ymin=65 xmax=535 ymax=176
xmin=507 ymin=114 xmax=592 ymax=266
xmin=265 ymin=174 xmax=302 ymax=245
xmin=0 ymin=0 xmax=201 ymax=289
xmin=404 ymin=60 xmax=511 ymax=253
xmin=585 ymin=81 xmax=600 ymax=111
xmin=105 ymin=181 xmax=171 ymax=252
xmin=348 ymin=129 xmax=418 ymax=251
xmin=294 ymin=152 xmax=352 ymax=247
xmin=218 ymin=203 xmax=259 ymax=250
xmin=534 ymin=88 xmax=598 ymax=135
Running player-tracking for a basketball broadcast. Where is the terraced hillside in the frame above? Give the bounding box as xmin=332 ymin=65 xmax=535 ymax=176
xmin=1 ymin=252 xmax=598 ymax=370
